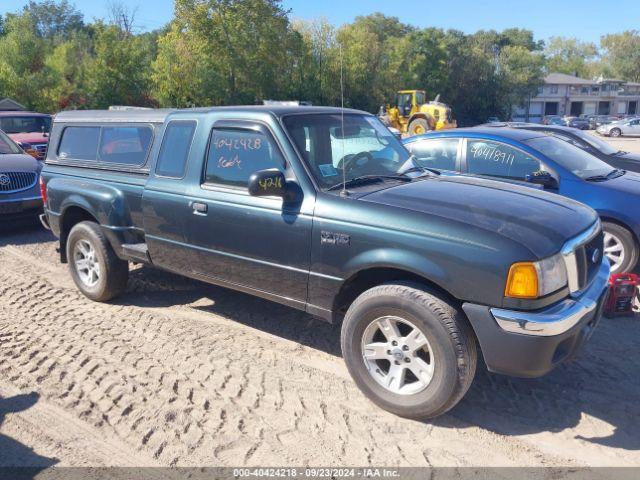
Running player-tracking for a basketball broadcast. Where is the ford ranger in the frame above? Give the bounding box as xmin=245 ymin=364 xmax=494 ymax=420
xmin=40 ymin=106 xmax=610 ymax=419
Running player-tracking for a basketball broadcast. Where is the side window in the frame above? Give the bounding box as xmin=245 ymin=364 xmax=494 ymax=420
xmin=408 ymin=138 xmax=459 ymax=171
xmin=466 ymin=139 xmax=542 ymax=180
xmin=156 ymin=121 xmax=197 ymax=178
xmin=99 ymin=126 xmax=153 ymax=165
xmin=58 ymin=126 xmax=100 ymax=161
xmin=204 ymin=128 xmax=284 ymax=189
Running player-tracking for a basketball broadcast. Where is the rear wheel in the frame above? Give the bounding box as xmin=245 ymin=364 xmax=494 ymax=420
xmin=610 ymin=128 xmax=622 ymax=137
xmin=408 ymin=118 xmax=430 ymax=136
xmin=67 ymin=221 xmax=129 ymax=301
xmin=603 ymin=221 xmax=638 ymax=274
xmin=341 ymin=283 xmax=477 ymax=419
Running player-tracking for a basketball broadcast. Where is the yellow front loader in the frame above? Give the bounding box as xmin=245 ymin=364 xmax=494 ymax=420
xmin=379 ymin=90 xmax=456 ymax=136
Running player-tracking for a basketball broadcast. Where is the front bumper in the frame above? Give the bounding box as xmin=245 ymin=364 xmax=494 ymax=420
xmin=0 ymin=196 xmax=43 ymax=220
xmin=462 ymin=258 xmax=610 ymax=378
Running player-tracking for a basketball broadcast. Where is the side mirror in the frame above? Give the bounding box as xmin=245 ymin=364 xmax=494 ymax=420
xmin=248 ymin=169 xmax=287 ymax=198
xmin=525 ymin=170 xmax=558 ymax=189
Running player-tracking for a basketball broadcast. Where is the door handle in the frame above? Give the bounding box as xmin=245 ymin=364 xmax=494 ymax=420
xmin=190 ymin=201 xmax=208 ymax=216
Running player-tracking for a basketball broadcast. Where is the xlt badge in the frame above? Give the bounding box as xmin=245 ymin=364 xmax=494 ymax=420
xmin=321 ymin=231 xmax=351 ymax=246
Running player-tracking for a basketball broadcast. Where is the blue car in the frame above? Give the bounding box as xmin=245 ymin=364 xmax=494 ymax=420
xmin=403 ymin=128 xmax=640 ymax=274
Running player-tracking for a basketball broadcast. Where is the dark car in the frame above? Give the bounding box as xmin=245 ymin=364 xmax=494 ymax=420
xmin=0 ymin=128 xmax=43 ymax=222
xmin=404 ymin=127 xmax=640 ymax=274
xmin=542 ymin=115 xmax=564 ymax=126
xmin=40 ymin=107 xmax=608 ymax=419
xmin=564 ymin=116 xmax=590 ymax=130
xmin=481 ymin=123 xmax=640 ymax=174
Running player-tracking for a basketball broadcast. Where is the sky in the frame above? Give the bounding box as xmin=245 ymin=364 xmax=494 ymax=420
xmin=3 ymin=0 xmax=640 ymax=43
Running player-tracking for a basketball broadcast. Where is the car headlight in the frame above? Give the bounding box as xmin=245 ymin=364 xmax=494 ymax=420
xmin=504 ymin=253 xmax=568 ymax=299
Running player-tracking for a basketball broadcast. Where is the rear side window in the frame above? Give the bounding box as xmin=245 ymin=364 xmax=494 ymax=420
xmin=99 ymin=127 xmax=153 ymax=165
xmin=204 ymin=129 xmax=284 ymax=188
xmin=57 ymin=125 xmax=153 ymax=166
xmin=58 ymin=126 xmax=100 ymax=161
xmin=156 ymin=121 xmax=197 ymax=178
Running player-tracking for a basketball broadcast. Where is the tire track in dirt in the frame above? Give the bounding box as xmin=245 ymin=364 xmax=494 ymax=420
xmin=1 ymin=230 xmax=638 ymax=467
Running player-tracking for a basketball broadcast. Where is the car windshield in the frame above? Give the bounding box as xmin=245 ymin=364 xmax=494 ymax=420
xmin=570 ymin=129 xmax=618 ymax=155
xmin=0 ymin=129 xmax=22 ymax=154
xmin=0 ymin=116 xmax=52 ymax=134
xmin=283 ymin=113 xmax=413 ymax=190
xmin=524 ymin=136 xmax=615 ymax=179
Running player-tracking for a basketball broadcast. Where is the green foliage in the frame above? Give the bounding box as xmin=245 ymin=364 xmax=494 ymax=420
xmin=1 ymin=1 xmax=638 ymax=125
xmin=545 ymin=37 xmax=598 ymax=78
xmin=600 ymin=31 xmax=640 ymax=82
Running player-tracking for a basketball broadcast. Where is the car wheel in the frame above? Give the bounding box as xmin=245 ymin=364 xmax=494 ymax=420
xmin=408 ymin=118 xmax=430 ymax=136
xmin=66 ymin=221 xmax=129 ymax=301
xmin=341 ymin=282 xmax=477 ymax=419
xmin=603 ymin=222 xmax=638 ymax=274
xmin=610 ymin=128 xmax=622 ymax=137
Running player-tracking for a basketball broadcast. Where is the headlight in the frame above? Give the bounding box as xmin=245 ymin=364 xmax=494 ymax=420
xmin=505 ymin=254 xmax=568 ymax=299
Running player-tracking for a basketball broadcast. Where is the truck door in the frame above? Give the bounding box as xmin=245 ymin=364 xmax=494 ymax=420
xmin=142 ymin=120 xmax=199 ymax=273
xmin=183 ymin=120 xmax=313 ymax=307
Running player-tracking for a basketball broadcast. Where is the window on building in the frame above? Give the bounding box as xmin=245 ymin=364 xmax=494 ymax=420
xmin=204 ymin=129 xmax=285 ymax=189
xmin=549 ymin=85 xmax=558 ymax=94
xmin=156 ymin=121 xmax=197 ymax=178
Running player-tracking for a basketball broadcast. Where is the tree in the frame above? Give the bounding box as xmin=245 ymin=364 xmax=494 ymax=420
xmin=600 ymin=31 xmax=640 ymax=82
xmin=83 ymin=22 xmax=155 ymax=108
xmin=21 ymin=0 xmax=85 ymax=40
xmin=544 ymin=37 xmax=598 ymax=78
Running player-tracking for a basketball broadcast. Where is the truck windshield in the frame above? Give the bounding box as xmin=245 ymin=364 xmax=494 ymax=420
xmin=283 ymin=113 xmax=411 ymax=190
xmin=0 ymin=130 xmax=22 ymax=154
xmin=524 ymin=136 xmax=615 ymax=179
xmin=0 ymin=116 xmax=52 ymax=134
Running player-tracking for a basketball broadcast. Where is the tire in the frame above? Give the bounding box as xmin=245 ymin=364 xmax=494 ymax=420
xmin=66 ymin=221 xmax=129 ymax=302
xmin=408 ymin=118 xmax=430 ymax=136
xmin=603 ymin=222 xmax=638 ymax=274
xmin=341 ymin=282 xmax=477 ymax=419
xmin=610 ymin=128 xmax=622 ymax=137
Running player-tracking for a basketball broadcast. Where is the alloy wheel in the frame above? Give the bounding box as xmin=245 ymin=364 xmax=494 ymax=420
xmin=74 ymin=239 xmax=101 ymax=287
xmin=604 ymin=230 xmax=625 ymax=273
xmin=361 ymin=316 xmax=435 ymax=395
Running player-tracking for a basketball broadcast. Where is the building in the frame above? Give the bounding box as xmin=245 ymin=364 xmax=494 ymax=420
xmin=513 ymin=73 xmax=640 ymax=122
xmin=0 ymin=98 xmax=26 ymax=111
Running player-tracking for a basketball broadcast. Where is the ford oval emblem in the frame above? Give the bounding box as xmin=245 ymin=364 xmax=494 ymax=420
xmin=591 ymin=248 xmax=601 ymax=264
xmin=0 ymin=174 xmax=10 ymax=186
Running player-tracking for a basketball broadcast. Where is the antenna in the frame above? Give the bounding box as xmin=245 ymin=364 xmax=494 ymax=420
xmin=339 ymin=43 xmax=349 ymax=197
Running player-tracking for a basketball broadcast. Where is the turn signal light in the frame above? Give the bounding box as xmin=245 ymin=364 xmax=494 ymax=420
xmin=505 ymin=262 xmax=538 ymax=299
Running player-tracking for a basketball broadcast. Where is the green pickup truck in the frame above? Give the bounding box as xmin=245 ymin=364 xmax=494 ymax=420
xmin=41 ymin=106 xmax=609 ymax=418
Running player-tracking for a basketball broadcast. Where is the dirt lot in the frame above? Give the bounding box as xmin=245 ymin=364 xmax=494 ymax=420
xmin=1 ymin=135 xmax=640 ymax=470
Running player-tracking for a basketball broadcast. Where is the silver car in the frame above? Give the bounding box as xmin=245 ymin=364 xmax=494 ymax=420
xmin=0 ymin=129 xmax=43 ymax=222
xmin=597 ymin=117 xmax=640 ymax=137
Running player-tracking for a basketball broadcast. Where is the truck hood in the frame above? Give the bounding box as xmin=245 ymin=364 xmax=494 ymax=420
xmin=359 ymin=175 xmax=598 ymax=258
xmin=8 ymin=132 xmax=49 ymax=145
xmin=0 ymin=153 xmax=41 ymax=172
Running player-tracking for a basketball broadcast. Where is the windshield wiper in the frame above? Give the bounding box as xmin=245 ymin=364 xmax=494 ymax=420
xmin=584 ymin=169 xmax=625 ymax=182
xmin=326 ymin=175 xmax=411 ymax=192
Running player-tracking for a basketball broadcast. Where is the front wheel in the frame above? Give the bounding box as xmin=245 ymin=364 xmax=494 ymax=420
xmin=408 ymin=118 xmax=430 ymax=136
xmin=610 ymin=128 xmax=622 ymax=137
xmin=603 ymin=222 xmax=638 ymax=274
xmin=67 ymin=221 xmax=129 ymax=302
xmin=341 ymin=283 xmax=477 ymax=419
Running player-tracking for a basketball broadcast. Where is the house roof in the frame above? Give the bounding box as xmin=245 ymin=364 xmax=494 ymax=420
xmin=544 ymin=73 xmax=594 ymax=85
xmin=0 ymin=98 xmax=26 ymax=111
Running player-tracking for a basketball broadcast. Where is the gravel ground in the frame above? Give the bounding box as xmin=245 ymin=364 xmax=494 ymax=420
xmin=1 ymin=135 xmax=639 ymax=469
xmin=0 ymin=222 xmax=639 ymax=469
